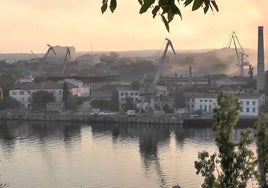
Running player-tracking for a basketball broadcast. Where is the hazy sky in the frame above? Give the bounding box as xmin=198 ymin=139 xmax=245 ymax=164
xmin=0 ymin=0 xmax=267 ymax=53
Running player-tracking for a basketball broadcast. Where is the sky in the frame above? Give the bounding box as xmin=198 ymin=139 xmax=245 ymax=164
xmin=0 ymin=0 xmax=267 ymax=53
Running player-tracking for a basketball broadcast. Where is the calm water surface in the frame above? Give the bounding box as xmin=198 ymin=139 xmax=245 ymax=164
xmin=0 ymin=120 xmax=253 ymax=188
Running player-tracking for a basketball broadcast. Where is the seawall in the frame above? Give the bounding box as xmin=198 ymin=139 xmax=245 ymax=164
xmin=0 ymin=111 xmax=258 ymax=127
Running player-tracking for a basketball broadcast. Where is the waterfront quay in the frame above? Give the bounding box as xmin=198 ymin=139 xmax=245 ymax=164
xmin=0 ymin=110 xmax=258 ymax=127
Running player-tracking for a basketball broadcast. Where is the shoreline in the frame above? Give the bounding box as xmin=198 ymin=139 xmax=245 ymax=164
xmin=0 ymin=111 xmax=258 ymax=127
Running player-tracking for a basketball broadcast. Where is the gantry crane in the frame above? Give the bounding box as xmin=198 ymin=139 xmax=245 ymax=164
xmin=139 ymin=38 xmax=176 ymax=114
xmin=61 ymin=47 xmax=72 ymax=75
xmin=228 ymin=31 xmax=252 ymax=77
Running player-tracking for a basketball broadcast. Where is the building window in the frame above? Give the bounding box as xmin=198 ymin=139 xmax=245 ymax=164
xmin=135 ymin=92 xmax=138 ymax=96
xmin=200 ymin=105 xmax=202 ymax=110
xmin=19 ymin=91 xmax=24 ymax=95
xmin=253 ymin=108 xmax=255 ymax=112
xmin=131 ymin=92 xmax=133 ymax=96
xmin=28 ymin=91 xmax=31 ymax=95
xmin=12 ymin=91 xmax=17 ymax=95
xmin=209 ymin=100 xmax=212 ymax=102
xmin=252 ymin=101 xmax=256 ymax=105
xmin=121 ymin=92 xmax=124 ymax=96
xmin=246 ymin=101 xmax=249 ymax=105
xmin=246 ymin=108 xmax=249 ymax=112
xmin=205 ymin=100 xmax=207 ymax=102
xmin=200 ymin=100 xmax=203 ymax=102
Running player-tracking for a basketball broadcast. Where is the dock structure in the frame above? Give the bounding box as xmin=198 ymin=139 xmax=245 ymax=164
xmin=0 ymin=111 xmax=183 ymax=126
xmin=88 ymin=115 xmax=183 ymax=126
xmin=0 ymin=111 xmax=257 ymax=127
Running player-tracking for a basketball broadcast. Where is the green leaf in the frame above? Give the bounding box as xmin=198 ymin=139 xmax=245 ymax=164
xmin=109 ymin=0 xmax=117 ymax=13
xmin=203 ymin=0 xmax=210 ymax=13
xmin=167 ymin=9 xmax=174 ymax=22
xmin=192 ymin=0 xmax=203 ymax=11
xmin=152 ymin=5 xmax=160 ymax=18
xmin=184 ymin=0 xmax=193 ymax=7
xmin=139 ymin=0 xmax=155 ymax=14
xmin=101 ymin=2 xmax=108 ymax=14
xmin=173 ymin=6 xmax=182 ymax=19
xmin=211 ymin=1 xmax=219 ymax=12
xmin=138 ymin=0 xmax=143 ymax=5
xmin=161 ymin=14 xmax=170 ymax=32
xmin=203 ymin=4 xmax=209 ymax=13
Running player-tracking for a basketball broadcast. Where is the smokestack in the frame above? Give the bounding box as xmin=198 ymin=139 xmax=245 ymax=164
xmin=257 ymin=26 xmax=265 ymax=92
xmin=189 ymin=66 xmax=192 ymax=84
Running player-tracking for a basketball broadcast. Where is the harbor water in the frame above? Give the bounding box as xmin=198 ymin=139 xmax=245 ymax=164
xmin=0 ymin=120 xmax=255 ymax=188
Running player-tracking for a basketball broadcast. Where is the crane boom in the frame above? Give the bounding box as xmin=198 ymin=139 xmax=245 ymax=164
xmin=61 ymin=47 xmax=71 ymax=75
xmin=0 ymin=86 xmax=3 ymax=100
xmin=228 ymin=31 xmax=250 ymax=77
xmin=153 ymin=38 xmax=176 ymax=85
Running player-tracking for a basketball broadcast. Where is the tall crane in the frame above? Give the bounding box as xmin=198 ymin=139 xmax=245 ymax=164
xmin=37 ymin=44 xmax=56 ymax=75
xmin=153 ymin=38 xmax=176 ymax=85
xmin=61 ymin=47 xmax=71 ymax=75
xmin=228 ymin=31 xmax=252 ymax=77
xmin=0 ymin=86 xmax=3 ymax=100
xmin=139 ymin=38 xmax=176 ymax=114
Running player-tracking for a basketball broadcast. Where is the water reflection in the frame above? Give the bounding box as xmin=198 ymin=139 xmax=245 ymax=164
xmin=0 ymin=120 xmax=82 ymax=154
xmin=0 ymin=121 xmax=255 ymax=188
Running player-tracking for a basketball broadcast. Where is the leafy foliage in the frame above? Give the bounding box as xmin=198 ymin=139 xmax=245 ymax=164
xmin=255 ymin=115 xmax=268 ymax=187
xmin=91 ymin=89 xmax=119 ymax=111
xmin=130 ymin=80 xmax=141 ymax=90
xmin=195 ymin=92 xmax=257 ymax=188
xmin=31 ymin=91 xmax=55 ymax=111
xmin=0 ymin=96 xmax=20 ymax=110
xmin=101 ymin=0 xmax=219 ymax=32
xmin=62 ymin=82 xmax=79 ymax=110
xmin=0 ymin=74 xmax=15 ymax=97
xmin=110 ymin=89 xmax=119 ymax=111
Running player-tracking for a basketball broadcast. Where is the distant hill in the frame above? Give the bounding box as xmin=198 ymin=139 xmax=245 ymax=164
xmin=1 ymin=48 xmax=267 ymax=80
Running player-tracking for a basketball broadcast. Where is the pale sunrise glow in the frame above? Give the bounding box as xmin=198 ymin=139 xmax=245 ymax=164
xmin=0 ymin=0 xmax=267 ymax=53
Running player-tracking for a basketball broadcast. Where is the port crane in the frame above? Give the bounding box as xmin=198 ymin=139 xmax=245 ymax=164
xmin=139 ymin=38 xmax=176 ymax=114
xmin=228 ymin=31 xmax=252 ymax=77
xmin=0 ymin=86 xmax=3 ymax=100
xmin=37 ymin=44 xmax=56 ymax=75
xmin=61 ymin=47 xmax=72 ymax=75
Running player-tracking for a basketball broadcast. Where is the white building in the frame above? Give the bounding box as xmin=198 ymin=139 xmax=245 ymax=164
xmin=185 ymin=92 xmax=265 ymax=117
xmin=118 ymin=89 xmax=140 ymax=111
xmin=9 ymin=81 xmax=64 ymax=109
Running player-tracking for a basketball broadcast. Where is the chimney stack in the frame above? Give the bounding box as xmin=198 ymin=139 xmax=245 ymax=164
xmin=257 ymin=26 xmax=265 ymax=92
xmin=189 ymin=66 xmax=192 ymax=84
